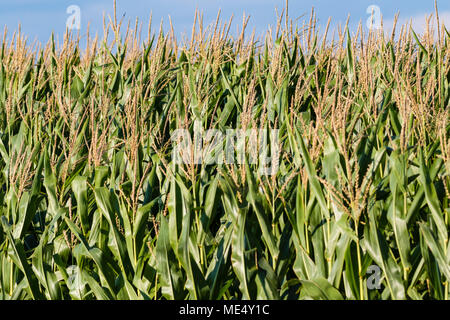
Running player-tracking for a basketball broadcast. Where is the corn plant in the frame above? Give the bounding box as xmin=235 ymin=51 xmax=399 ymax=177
xmin=0 ymin=7 xmax=449 ymax=300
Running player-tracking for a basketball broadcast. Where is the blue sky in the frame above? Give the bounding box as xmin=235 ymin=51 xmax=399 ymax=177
xmin=0 ymin=1 xmax=449 ymax=44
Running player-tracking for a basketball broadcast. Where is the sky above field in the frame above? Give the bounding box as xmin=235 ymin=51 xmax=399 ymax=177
xmin=0 ymin=0 xmax=449 ymax=44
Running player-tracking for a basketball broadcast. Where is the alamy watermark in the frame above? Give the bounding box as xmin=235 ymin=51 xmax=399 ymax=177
xmin=366 ymin=5 xmax=382 ymax=30
xmin=366 ymin=265 xmax=382 ymax=290
xmin=171 ymin=121 xmax=280 ymax=176
xmin=66 ymin=5 xmax=81 ymax=30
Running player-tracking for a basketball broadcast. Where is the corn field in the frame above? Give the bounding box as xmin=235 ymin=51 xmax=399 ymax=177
xmin=0 ymin=8 xmax=449 ymax=300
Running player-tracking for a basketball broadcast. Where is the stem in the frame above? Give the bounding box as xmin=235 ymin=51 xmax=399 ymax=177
xmin=327 ymin=217 xmax=331 ymax=274
xmin=355 ymin=222 xmax=364 ymax=300
xmin=445 ymin=281 xmax=448 ymax=301
xmin=154 ymin=273 xmax=158 ymax=300
xmin=133 ymin=237 xmax=137 ymax=267
xmin=272 ymin=191 xmax=276 ymax=269
xmin=199 ymin=244 xmax=204 ymax=269
xmin=304 ymin=189 xmax=310 ymax=254
xmin=10 ymin=257 xmax=13 ymax=297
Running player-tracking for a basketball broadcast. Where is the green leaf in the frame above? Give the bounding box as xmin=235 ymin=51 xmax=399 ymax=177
xmin=300 ymin=277 xmax=344 ymax=300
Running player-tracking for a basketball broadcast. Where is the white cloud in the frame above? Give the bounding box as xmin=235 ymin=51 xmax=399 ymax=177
xmin=383 ymin=11 xmax=450 ymax=37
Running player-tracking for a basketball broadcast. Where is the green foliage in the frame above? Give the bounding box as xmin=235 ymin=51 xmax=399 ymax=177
xmin=0 ymin=11 xmax=449 ymax=300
